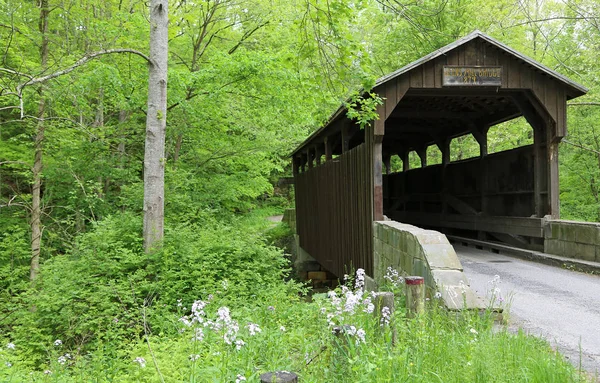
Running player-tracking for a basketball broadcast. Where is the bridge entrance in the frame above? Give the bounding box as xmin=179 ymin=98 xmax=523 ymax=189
xmin=291 ymin=31 xmax=587 ymax=278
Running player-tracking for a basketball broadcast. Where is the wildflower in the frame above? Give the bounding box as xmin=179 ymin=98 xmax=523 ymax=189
xmin=235 ymin=374 xmax=247 ymax=383
xmin=384 ymin=267 xmax=404 ymax=287
xmin=6 ymin=343 xmax=15 ymax=350
xmin=355 ymin=268 xmax=366 ymax=290
xmin=189 ymin=354 xmax=200 ymax=361
xmin=235 ymin=339 xmax=245 ymax=350
xmin=44 ymin=370 xmax=52 ymax=375
xmin=58 ymin=356 xmax=67 ymax=365
xmin=133 ymin=357 xmax=146 ymax=368
xmin=54 ymin=339 xmax=62 ymax=347
xmin=279 ymin=325 xmax=286 ymax=332
xmin=221 ymin=280 xmax=229 ymax=290
xmin=434 ymin=291 xmax=442 ymax=299
xmin=247 ymin=323 xmax=261 ymax=336
xmin=5 ymin=362 xmax=11 ymax=368
xmin=180 ymin=316 xmax=192 ymax=327
xmin=192 ymin=328 xmax=204 ymax=342
xmin=470 ymin=328 xmax=478 ymax=335
xmin=380 ymin=306 xmax=391 ymax=326
xmin=267 ymin=306 xmax=275 ymax=311
xmin=356 ymin=328 xmax=366 ymax=344
xmin=177 ymin=299 xmax=182 ymax=307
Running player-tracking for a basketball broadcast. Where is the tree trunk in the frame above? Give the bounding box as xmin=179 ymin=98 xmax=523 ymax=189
xmin=143 ymin=0 xmax=168 ymax=252
xmin=30 ymin=0 xmax=49 ymax=282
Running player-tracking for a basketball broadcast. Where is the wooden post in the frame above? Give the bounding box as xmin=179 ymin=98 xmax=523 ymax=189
xmin=260 ymin=371 xmax=298 ymax=383
xmin=315 ymin=145 xmax=323 ymax=166
xmin=405 ymin=276 xmax=425 ymax=317
xmin=374 ymin=137 xmax=384 ymax=221
xmin=324 ymin=137 xmax=332 ymax=161
xmin=383 ymin=155 xmax=391 ymax=174
xmin=548 ymin=134 xmax=560 ymax=218
xmin=341 ymin=124 xmax=350 ymax=153
xmin=401 ymin=150 xmax=409 ymax=172
xmin=307 ymin=149 xmax=314 ymax=169
xmin=292 ymin=156 xmax=300 ymax=176
xmin=417 ymin=147 xmax=427 ymax=168
xmin=373 ymin=291 xmax=396 ymax=344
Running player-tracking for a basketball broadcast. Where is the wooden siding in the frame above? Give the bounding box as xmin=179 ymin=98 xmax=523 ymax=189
xmin=295 ymin=143 xmax=373 ymax=277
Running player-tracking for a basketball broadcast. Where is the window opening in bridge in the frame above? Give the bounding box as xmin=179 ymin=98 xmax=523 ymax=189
xmin=389 ymin=154 xmax=403 ymax=173
xmin=408 ymin=151 xmax=421 ymax=169
xmin=488 ymin=116 xmax=533 ymax=154
xmin=450 ymin=133 xmax=480 ymax=162
xmin=427 ymin=145 xmax=442 ymax=165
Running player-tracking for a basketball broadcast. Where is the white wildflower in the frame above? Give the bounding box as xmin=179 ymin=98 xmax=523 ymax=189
xmin=57 ymin=356 xmax=67 ymax=365
xmin=470 ymin=328 xmax=478 ymax=335
xmin=53 ymin=339 xmax=62 ymax=347
xmin=355 ymin=268 xmax=366 ymax=290
xmin=6 ymin=343 xmax=15 ymax=350
xmin=235 ymin=374 xmax=247 ymax=383
xmin=380 ymin=306 xmax=391 ymax=326
xmin=133 ymin=357 xmax=146 ymax=368
xmin=5 ymin=362 xmax=11 ymax=368
xmin=279 ymin=325 xmax=286 ymax=332
xmin=247 ymin=323 xmax=261 ymax=336
xmin=355 ymin=328 xmax=366 ymax=344
xmin=44 ymin=370 xmax=52 ymax=375
xmin=235 ymin=339 xmax=245 ymax=350
xmin=434 ymin=291 xmax=442 ymax=299
xmin=192 ymin=328 xmax=204 ymax=342
xmin=189 ymin=354 xmax=200 ymax=361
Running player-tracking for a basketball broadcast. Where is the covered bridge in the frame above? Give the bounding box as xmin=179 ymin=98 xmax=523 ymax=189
xmin=291 ymin=31 xmax=588 ymax=280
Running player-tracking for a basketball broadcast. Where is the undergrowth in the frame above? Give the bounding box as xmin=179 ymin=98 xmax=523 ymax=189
xmin=0 ymin=215 xmax=592 ymax=382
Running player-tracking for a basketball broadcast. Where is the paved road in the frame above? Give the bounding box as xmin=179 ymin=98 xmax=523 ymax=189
xmin=455 ymin=245 xmax=600 ymax=377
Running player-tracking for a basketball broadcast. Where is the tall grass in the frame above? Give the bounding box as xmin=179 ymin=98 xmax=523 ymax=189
xmin=0 ymin=270 xmax=590 ymax=382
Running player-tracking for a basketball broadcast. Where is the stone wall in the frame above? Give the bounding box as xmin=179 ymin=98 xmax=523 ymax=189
xmin=544 ymin=220 xmax=600 ymax=262
xmin=282 ymin=208 xmax=296 ymax=233
xmin=373 ymin=221 xmax=482 ymax=309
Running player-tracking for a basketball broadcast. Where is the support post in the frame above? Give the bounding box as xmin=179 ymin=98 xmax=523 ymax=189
xmin=383 ymin=155 xmax=391 ymax=174
xmin=548 ymin=133 xmax=560 ymax=219
xmin=315 ymin=144 xmax=323 ymax=166
xmin=401 ymin=150 xmax=409 ymax=172
xmin=405 ymin=276 xmax=425 ymax=317
xmin=341 ymin=124 xmax=350 ymax=153
xmin=324 ymin=137 xmax=332 ymax=161
xmin=374 ymin=136 xmax=384 ymax=221
xmin=417 ymin=147 xmax=427 ymax=168
xmin=292 ymin=156 xmax=300 ymax=175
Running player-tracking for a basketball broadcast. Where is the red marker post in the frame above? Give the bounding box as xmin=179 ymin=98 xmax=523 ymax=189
xmin=405 ymin=276 xmax=425 ymax=317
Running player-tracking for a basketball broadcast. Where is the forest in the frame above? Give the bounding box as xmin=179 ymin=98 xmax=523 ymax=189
xmin=1 ymin=0 xmax=599 ymax=381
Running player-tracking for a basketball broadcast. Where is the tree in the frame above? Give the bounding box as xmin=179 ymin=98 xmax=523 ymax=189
xmin=143 ymin=0 xmax=169 ymax=252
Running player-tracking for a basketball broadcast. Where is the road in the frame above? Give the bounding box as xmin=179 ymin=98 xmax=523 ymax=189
xmin=455 ymin=245 xmax=600 ymax=377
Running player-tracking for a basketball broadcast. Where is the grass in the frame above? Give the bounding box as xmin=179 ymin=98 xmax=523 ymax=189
xmin=0 ymin=276 xmax=591 ymax=383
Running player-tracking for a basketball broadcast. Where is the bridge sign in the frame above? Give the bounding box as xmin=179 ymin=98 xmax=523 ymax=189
xmin=443 ymin=66 xmax=502 ymax=86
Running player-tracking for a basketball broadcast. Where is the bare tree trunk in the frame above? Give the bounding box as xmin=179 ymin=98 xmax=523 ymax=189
xmin=30 ymin=0 xmax=49 ymax=282
xmin=143 ymin=0 xmax=168 ymax=252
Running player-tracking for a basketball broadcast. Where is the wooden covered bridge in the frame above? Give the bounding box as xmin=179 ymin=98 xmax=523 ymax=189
xmin=291 ymin=31 xmax=589 ymax=282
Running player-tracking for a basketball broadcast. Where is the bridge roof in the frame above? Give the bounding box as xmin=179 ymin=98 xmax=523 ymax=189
xmin=292 ymin=30 xmax=588 ymax=157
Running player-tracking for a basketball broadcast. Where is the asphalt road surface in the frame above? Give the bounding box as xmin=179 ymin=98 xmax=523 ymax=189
xmin=455 ymin=245 xmax=600 ymax=378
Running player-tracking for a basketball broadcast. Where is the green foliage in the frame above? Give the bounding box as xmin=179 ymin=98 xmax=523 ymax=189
xmin=345 ymin=92 xmax=384 ymax=130
xmin=2 ymin=212 xmax=295 ymax=367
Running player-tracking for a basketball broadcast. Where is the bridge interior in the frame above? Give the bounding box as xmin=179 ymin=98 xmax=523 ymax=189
xmin=381 ymin=88 xmax=550 ymax=251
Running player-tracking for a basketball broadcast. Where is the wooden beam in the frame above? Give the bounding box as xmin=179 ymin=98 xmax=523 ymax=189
xmin=391 ymin=211 xmax=545 ymax=238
